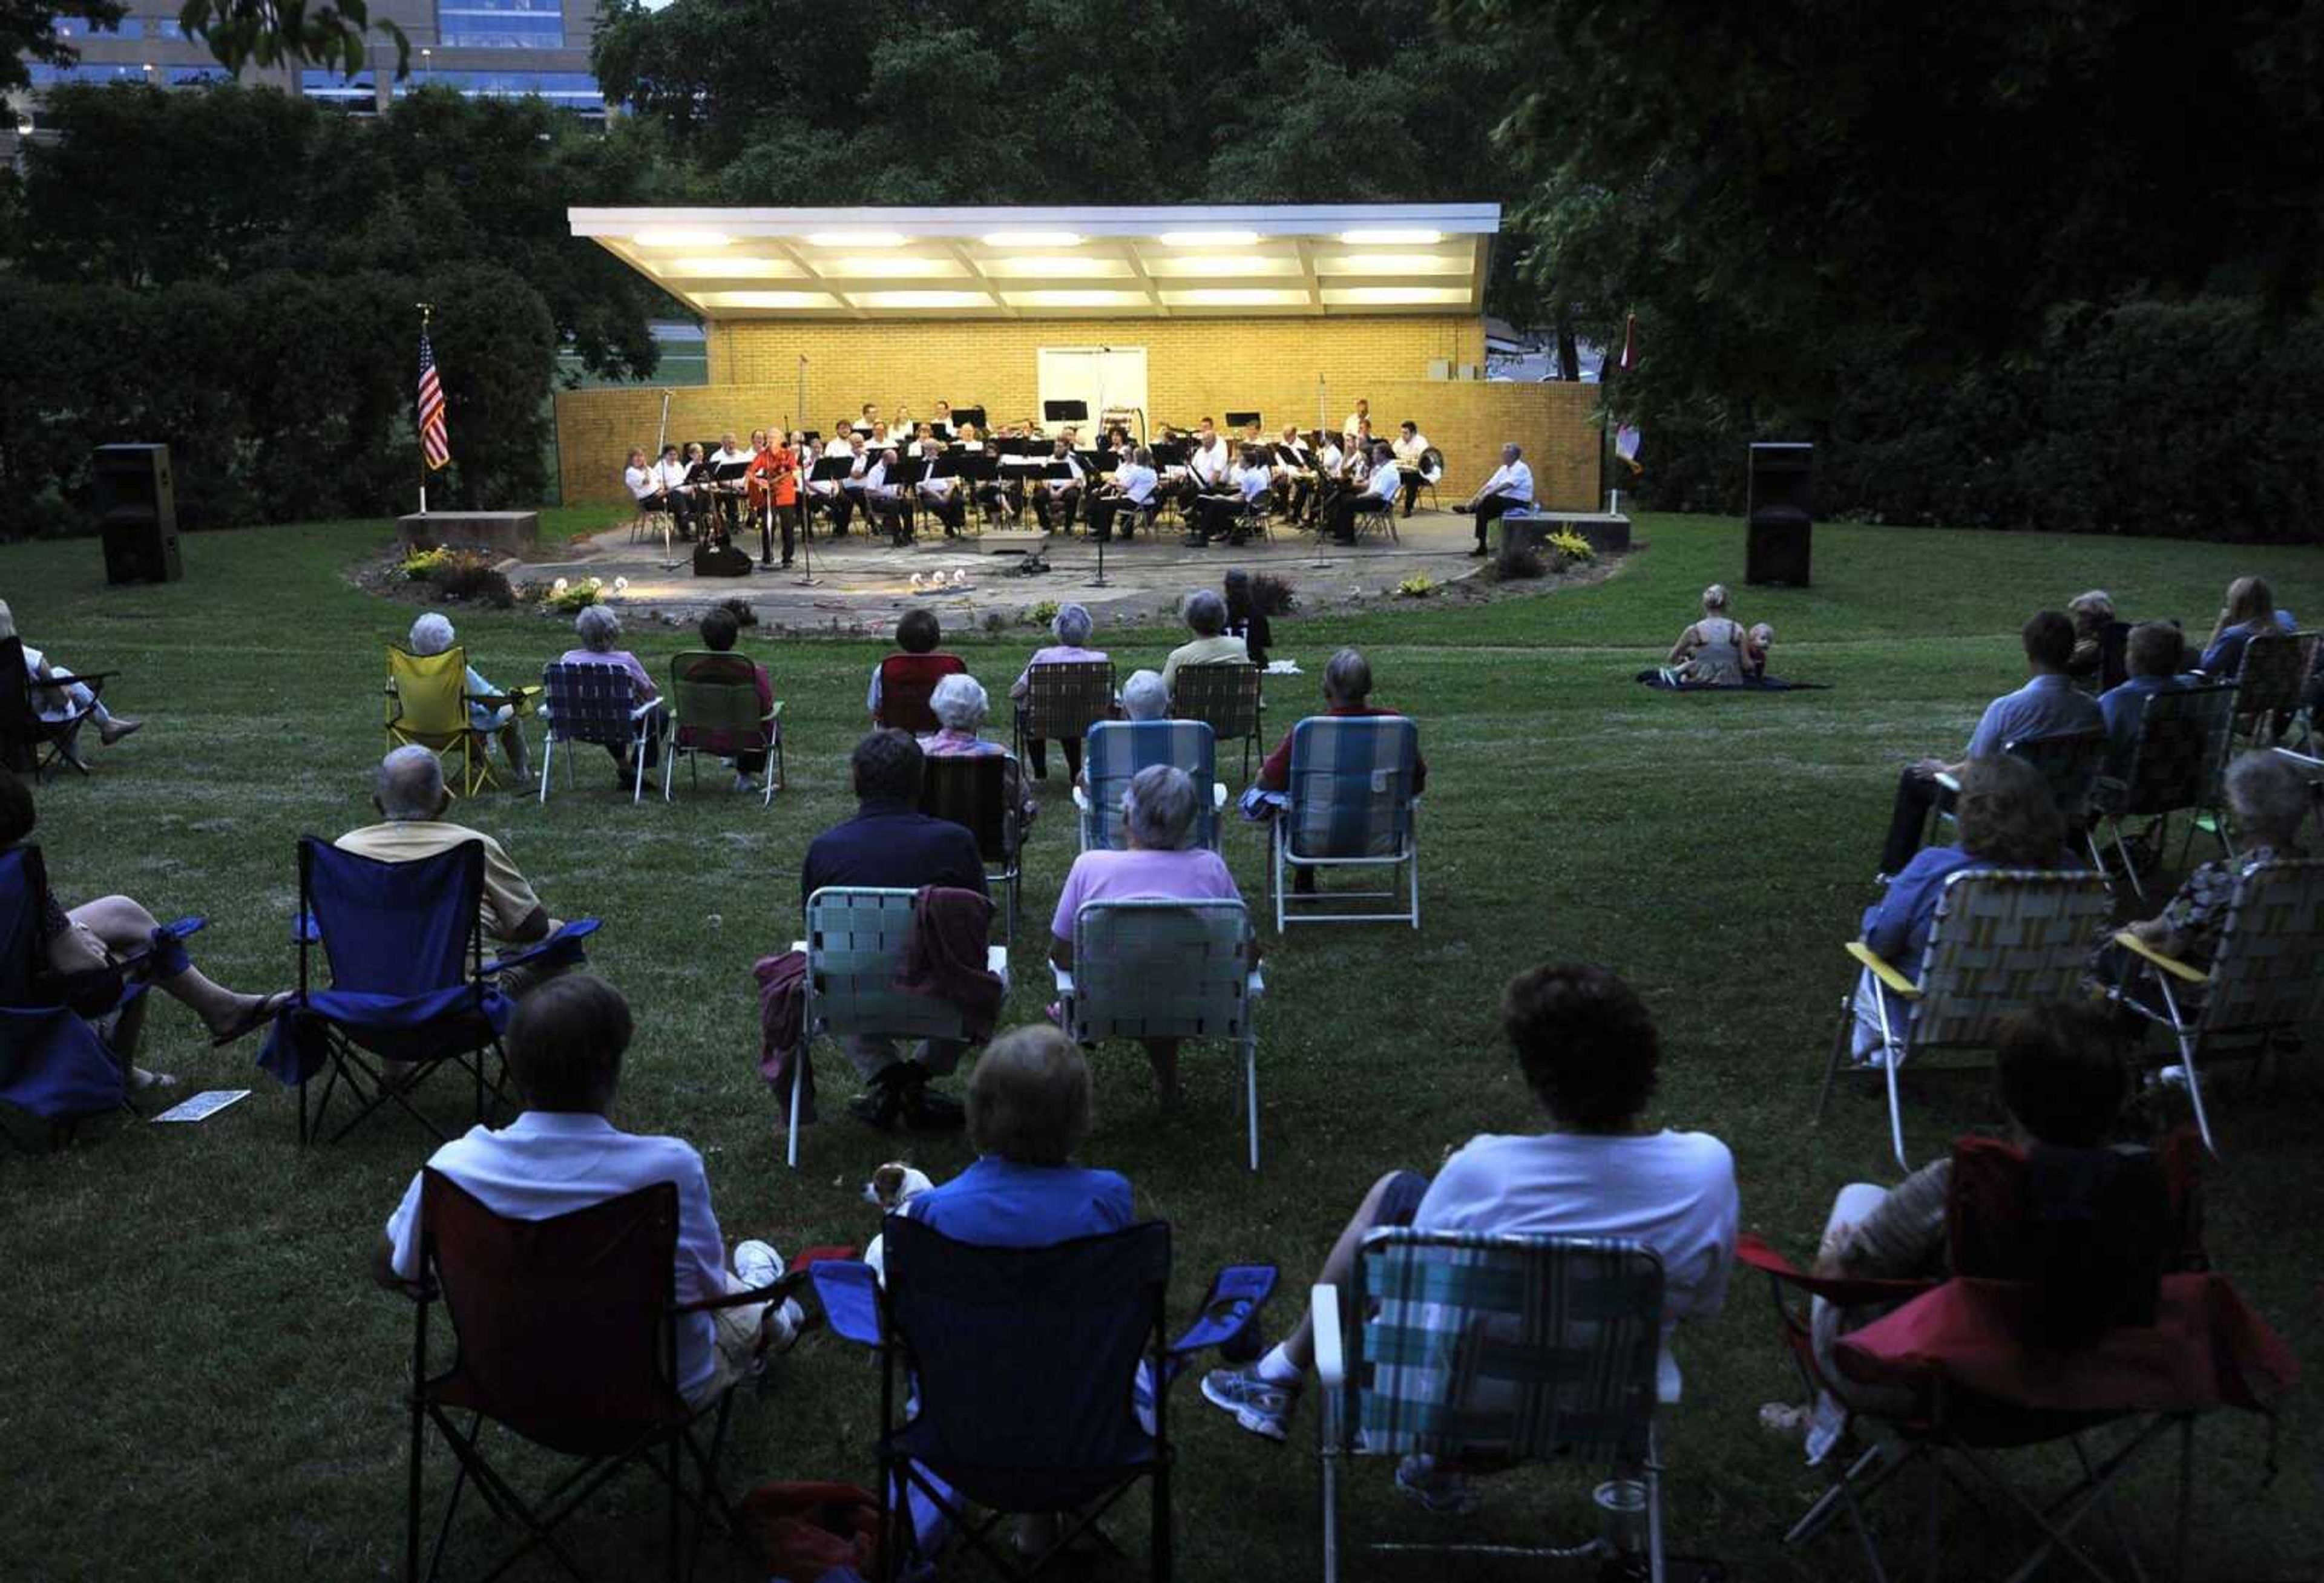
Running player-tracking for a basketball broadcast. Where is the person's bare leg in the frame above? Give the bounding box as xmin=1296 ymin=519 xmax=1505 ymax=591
xmin=1276 ymin=1170 xmax=1416 ymax=1375
xmin=1141 ymin=1037 xmax=1182 ymax=1108
xmin=497 ymin=721 xmax=530 ymax=781
xmin=69 ymin=896 xmax=270 ymax=1035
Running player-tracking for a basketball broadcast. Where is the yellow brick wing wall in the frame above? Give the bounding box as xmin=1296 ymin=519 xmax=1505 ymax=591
xmin=556 ymin=316 xmax=1599 ymax=510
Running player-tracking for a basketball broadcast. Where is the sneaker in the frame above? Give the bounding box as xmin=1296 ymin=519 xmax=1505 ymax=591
xmin=733 ymin=773 xmax=757 ymax=793
xmin=901 ymin=1083 xmax=967 ymax=1132
xmin=734 ymin=1239 xmax=786 ymax=1290
xmin=2154 ymin=1064 xmax=2190 ymax=1090
xmin=1200 ymin=1365 xmax=1296 ymax=1444
xmin=849 ymin=1084 xmax=905 ymax=1131
xmin=1394 ymin=1455 xmax=1482 ymax=1517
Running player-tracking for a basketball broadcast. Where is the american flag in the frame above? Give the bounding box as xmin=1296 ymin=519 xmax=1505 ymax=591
xmin=417 ymin=332 xmax=449 ymax=471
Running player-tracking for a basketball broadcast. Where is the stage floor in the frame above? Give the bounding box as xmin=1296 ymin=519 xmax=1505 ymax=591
xmin=537 ymin=505 xmax=1492 ymax=632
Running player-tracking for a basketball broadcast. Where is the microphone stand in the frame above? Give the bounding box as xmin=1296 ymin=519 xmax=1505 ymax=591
xmin=795 ymin=356 xmax=818 ymax=588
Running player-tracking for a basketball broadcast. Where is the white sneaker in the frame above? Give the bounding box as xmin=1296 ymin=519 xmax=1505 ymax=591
xmin=2155 ymin=1065 xmax=2190 ymax=1090
xmin=734 ymin=1239 xmax=785 ymax=1288
xmin=733 ymin=773 xmax=757 ymax=793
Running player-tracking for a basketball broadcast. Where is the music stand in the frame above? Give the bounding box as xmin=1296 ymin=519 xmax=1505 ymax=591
xmin=953 ymin=405 xmax=987 ymax=432
xmin=800 ymin=455 xmax=853 ymax=586
xmin=1224 ymin=410 xmax=1261 ymax=430
xmin=1043 ymin=399 xmax=1089 ymax=424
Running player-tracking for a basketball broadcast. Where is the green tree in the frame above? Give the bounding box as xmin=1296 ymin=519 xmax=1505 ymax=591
xmin=174 ymin=0 xmax=407 ymax=82
xmin=0 ymin=0 xmax=125 ymax=97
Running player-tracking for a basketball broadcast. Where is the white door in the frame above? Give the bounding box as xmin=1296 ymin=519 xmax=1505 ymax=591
xmin=1036 ymin=347 xmax=1148 ymax=433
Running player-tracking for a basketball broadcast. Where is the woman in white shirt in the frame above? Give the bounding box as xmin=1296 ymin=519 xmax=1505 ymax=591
xmin=0 ymin=599 xmax=140 ymax=761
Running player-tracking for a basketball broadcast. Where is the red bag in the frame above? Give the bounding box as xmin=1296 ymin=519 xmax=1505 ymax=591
xmin=738 ymin=1480 xmax=879 ymax=1581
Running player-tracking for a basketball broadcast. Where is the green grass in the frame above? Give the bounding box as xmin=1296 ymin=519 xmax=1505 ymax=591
xmin=3 ymin=513 xmax=2320 ymax=1581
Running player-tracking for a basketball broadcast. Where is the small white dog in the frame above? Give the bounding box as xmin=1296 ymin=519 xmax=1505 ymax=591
xmin=861 ymin=1162 xmax=936 ymax=1283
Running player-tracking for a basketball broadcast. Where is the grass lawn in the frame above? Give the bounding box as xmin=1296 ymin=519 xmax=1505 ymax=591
xmin=3 ymin=511 xmax=2319 ymax=1581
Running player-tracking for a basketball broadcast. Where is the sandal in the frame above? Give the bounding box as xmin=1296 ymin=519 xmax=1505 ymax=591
xmin=209 ymin=991 xmax=292 ymax=1047
xmin=131 ymin=1066 xmax=177 ymax=1092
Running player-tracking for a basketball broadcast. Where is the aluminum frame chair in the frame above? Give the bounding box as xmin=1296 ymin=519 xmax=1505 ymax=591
xmin=1351 ymin=493 xmax=1398 ymax=543
xmin=1314 ymin=1230 xmax=1671 ymax=1583
xmin=918 ymin=755 xmax=1023 ymax=946
xmin=2088 ymin=684 xmax=2237 ymax=899
xmin=386 ymin=644 xmax=528 ymax=800
xmin=1050 ymin=899 xmax=1265 ymax=1170
xmin=663 ymin=652 xmax=783 ymax=808
xmin=1169 ymin=663 xmax=1264 ymax=782
xmin=0 ymin=634 xmax=114 ymax=782
xmin=539 ymin=661 xmax=659 ymax=805
xmin=1072 ymin=721 xmax=1227 ymax=852
xmin=1271 ymin=715 xmax=1422 ymax=932
xmin=1012 ymin=660 xmax=1117 ymax=778
xmin=1934 ymin=731 xmax=2109 ymax=862
xmin=784 ymin=887 xmax=1009 ymax=1167
xmin=1820 ymin=868 xmax=2115 ymax=1169
xmin=873 ymin=652 xmax=968 ymax=735
xmin=2105 ymin=856 xmax=2324 ymax=1156
xmin=2224 ymin=631 xmax=2315 ymax=749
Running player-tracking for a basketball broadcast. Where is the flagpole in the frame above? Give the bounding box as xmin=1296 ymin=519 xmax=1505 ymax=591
xmin=416 ymin=301 xmax=433 ymax=516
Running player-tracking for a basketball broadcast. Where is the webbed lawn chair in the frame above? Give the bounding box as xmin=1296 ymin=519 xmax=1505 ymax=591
xmin=2089 ymin=684 xmax=2237 ymax=899
xmin=919 ymin=755 xmax=1022 ymax=944
xmin=2224 ymin=630 xmax=2316 ymax=749
xmin=1271 ymin=715 xmax=1422 ymax=932
xmin=1169 ymin=663 xmax=1264 ymax=782
xmin=1012 ymin=660 xmax=1116 ymax=782
xmin=539 ymin=660 xmax=659 ymax=805
xmin=663 ymin=651 xmax=783 ymax=808
xmin=1072 ymin=720 xmax=1227 ymax=852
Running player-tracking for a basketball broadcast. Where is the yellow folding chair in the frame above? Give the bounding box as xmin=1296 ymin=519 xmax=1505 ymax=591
xmin=384 ymin=646 xmax=533 ymax=798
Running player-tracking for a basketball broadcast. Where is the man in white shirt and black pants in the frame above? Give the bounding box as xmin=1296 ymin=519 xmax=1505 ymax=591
xmin=1327 ymin=442 xmax=1403 ymax=543
xmin=1390 ymin=421 xmax=1431 ymax=519
xmin=914 ymin=437 xmax=966 ymax=537
xmin=1457 ymin=442 xmax=1534 ymax=556
xmin=1085 ymin=447 xmax=1157 ymax=542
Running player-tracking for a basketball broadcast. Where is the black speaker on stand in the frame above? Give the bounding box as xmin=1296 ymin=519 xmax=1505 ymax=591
xmin=1744 ymin=441 xmax=1812 ymax=586
xmin=92 ymin=442 xmax=183 ymax=585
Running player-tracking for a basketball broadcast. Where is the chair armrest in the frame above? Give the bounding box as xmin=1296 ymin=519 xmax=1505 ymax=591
xmin=1247 ymin=966 xmax=1264 ymax=995
xmin=1049 ymin=963 xmax=1073 ymax=995
xmin=1071 ymin=785 xmax=1091 ymax=813
xmin=2113 ymin=928 xmax=2210 ymax=985
xmin=1311 ymin=1283 xmax=1347 ymax=1389
xmin=1932 ymin=771 xmax=1961 ymax=795
xmin=810 ymin=1260 xmax=887 ymax=1348
xmin=1845 ymin=940 xmax=1920 ymax=998
xmin=481 ymin=917 xmax=602 ymax=978
xmin=674 ymin=1265 xmax=813 ymax=1316
xmin=628 ymin=699 xmax=660 ymax=720
xmin=986 ymin=945 xmax=1011 ymax=994
xmin=789 ymin=939 xmax=807 ymax=956
xmin=1736 ymin=1233 xmax=1935 ymax=1309
xmin=1213 ymin=782 xmax=1229 ymax=810
xmin=1166 ymin=1263 xmax=1278 ymax=1358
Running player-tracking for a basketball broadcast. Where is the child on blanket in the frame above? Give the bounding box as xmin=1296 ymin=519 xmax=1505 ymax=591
xmin=1744 ymin=623 xmax=1774 ymax=681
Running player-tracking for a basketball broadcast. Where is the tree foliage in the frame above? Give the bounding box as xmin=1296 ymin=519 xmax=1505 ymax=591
xmin=0 ymin=0 xmax=125 ymax=97
xmin=175 ymin=0 xmax=407 ymax=82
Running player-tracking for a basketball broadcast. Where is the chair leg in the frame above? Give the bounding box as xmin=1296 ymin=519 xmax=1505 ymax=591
xmin=1244 ymin=1031 xmax=1259 ymax=1172
xmin=1882 ymin=1021 xmax=1911 ymax=1172
xmin=2174 ymin=1416 xmax=2193 ymax=1583
xmin=1646 ymin=1423 xmax=1667 ymax=1583
xmin=1815 ymin=995 xmax=1853 ymax=1125
xmin=1320 ymin=1450 xmax=1341 ymax=1583
xmin=539 ymin=735 xmax=554 ymax=806
xmin=787 ymin=1035 xmax=806 ymax=1169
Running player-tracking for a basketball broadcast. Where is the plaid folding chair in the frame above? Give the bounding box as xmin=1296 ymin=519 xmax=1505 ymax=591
xmin=1051 ymin=899 xmax=1265 ymax=1170
xmin=1073 ymin=720 xmax=1226 ymax=851
xmin=1169 ymin=663 xmax=1264 ymax=781
xmin=1011 ymin=660 xmax=1117 ymax=778
xmin=403 ymin=1172 xmax=808 ymax=1583
xmin=386 ymin=644 xmax=533 ymax=799
xmin=2225 ymin=631 xmax=2315 ymax=749
xmin=2274 ymin=746 xmax=2324 ymax=846
xmin=2089 ymin=684 xmax=2237 ymax=899
xmin=1738 ymin=1136 xmax=2294 ymax=1583
xmin=663 ymin=652 xmax=784 ymax=808
xmin=0 ymin=844 xmax=203 ymax=1145
xmin=919 ymin=755 xmax=1022 ymax=945
xmin=783 ymin=887 xmax=1009 ymax=1167
xmin=873 ymin=653 xmax=968 ymax=735
xmin=539 ymin=661 xmax=659 ymax=805
xmin=1272 ymin=715 xmax=1422 ymax=932
xmin=810 ymin=1216 xmax=1276 ymax=1582
xmin=257 ymin=837 xmax=598 ymax=1146
xmin=1819 ymin=868 xmax=2115 ymax=1169
xmin=1315 ymin=1230 xmax=1671 ymax=1583
xmin=2106 ymin=856 xmax=2324 ymax=1156
xmin=0 ymin=634 xmax=115 ymax=782
xmin=1934 ymin=731 xmax=2109 ymax=854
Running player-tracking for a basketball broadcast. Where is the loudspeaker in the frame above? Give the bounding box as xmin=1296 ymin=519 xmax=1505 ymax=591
xmin=692 ymin=539 xmax=752 ymax=578
xmin=93 ymin=442 xmax=182 ymax=585
xmin=1745 ymin=441 xmax=1812 ymax=586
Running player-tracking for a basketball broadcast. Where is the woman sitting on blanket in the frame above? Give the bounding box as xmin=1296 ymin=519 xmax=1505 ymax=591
xmin=1667 ymin=583 xmax=1748 ymax=685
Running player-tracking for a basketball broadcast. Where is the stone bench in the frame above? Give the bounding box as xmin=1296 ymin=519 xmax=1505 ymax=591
xmin=398 ymin=511 xmax=538 ymax=557
xmin=1495 ymin=510 xmax=1632 ymax=557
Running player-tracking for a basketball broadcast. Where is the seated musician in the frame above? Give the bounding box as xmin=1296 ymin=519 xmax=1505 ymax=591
xmin=1086 ymin=447 xmax=1157 ymax=542
xmin=931 ymin=399 xmax=954 ymax=439
xmin=1391 ymin=421 xmax=1431 ymax=518
xmin=677 ymin=442 xmax=715 ymax=539
xmin=709 ymin=430 xmax=753 ymax=534
xmin=915 ymin=436 xmax=967 ymax=539
xmin=812 ymin=422 xmax=858 ymax=536
xmin=1342 ymin=397 xmax=1371 ymax=438
xmin=1219 ymin=447 xmax=1274 ymax=546
xmin=859 ymin=448 xmax=909 ymax=546
xmin=1272 ymin=425 xmax=1315 ymax=523
xmin=1032 ymin=436 xmax=1086 ymax=536
xmin=1456 ymin=442 xmax=1535 ymax=556
xmin=652 ymin=443 xmax=692 ymax=536
xmin=623 ymin=448 xmax=666 ymax=519
xmin=858 ymin=402 xmax=880 ymax=438
xmin=1181 ymin=418 xmax=1231 ymax=515
xmin=1327 ymin=443 xmax=1402 ymax=543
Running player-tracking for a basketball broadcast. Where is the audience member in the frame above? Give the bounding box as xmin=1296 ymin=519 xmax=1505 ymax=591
xmin=0 ymin=598 xmax=141 ymax=769
xmin=1874 ymin=610 xmax=2100 ymax=877
xmin=1667 ymin=583 xmax=1748 ymax=686
xmin=2110 ymin=752 xmax=2309 ymax=985
xmin=2065 ymin=589 xmax=2118 ymax=686
xmin=1009 ymin=603 xmax=1109 ymax=781
xmin=1200 ymin=963 xmax=1738 ymax=1515
xmin=1256 ymin=647 xmax=1428 ymax=898
xmin=1223 ymin=570 xmax=1273 ymax=672
xmin=1744 ymin=622 xmax=1776 ymax=681
xmin=800 ymin=731 xmax=987 ymax=1132
xmin=867 ymin=608 xmax=965 ymax=726
xmin=373 ymin=974 xmax=804 ymax=1406
xmin=2198 ymin=575 xmax=2296 ymax=678
xmin=1160 ymin=589 xmax=1251 ymax=696
xmin=1120 ymin=669 xmax=1169 ymax=722
xmin=677 ymin=608 xmax=776 ymax=793
xmin=1050 ymin=765 xmax=1249 ymax=1107
xmin=1 ymin=774 xmax=281 ymax=1090
xmin=2096 ymin=621 xmax=2189 ymax=781
xmin=1853 ymin=755 xmax=2069 ymax=1063
xmin=408 ymin=612 xmax=530 ymax=785
xmin=336 ymin=747 xmax=569 ymax=996
xmin=559 ymin=605 xmax=664 ymax=783
xmin=921 ymin=674 xmax=1038 ymax=831
xmin=906 ymin=1024 xmax=1132 ymax=1242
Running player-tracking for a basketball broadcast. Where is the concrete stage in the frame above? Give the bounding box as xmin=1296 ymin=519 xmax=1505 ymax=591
xmin=534 ymin=505 xmax=1510 ymax=633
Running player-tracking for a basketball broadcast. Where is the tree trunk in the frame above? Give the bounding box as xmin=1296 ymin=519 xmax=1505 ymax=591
xmin=1555 ymin=303 xmax=1581 ymax=382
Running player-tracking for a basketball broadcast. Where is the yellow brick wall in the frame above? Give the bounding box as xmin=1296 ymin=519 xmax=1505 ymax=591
xmin=556 ymin=316 xmax=1600 ymax=511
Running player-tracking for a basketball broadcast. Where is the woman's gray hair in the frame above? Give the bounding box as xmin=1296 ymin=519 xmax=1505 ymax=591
xmin=1324 ymin=647 xmax=1373 ymax=703
xmin=0 ymin=598 xmax=15 ymax=641
xmin=1121 ymin=669 xmax=1169 ymax=720
xmin=574 ymin=604 xmax=622 ymax=652
xmin=1052 ymin=601 xmax=1094 ymax=646
xmin=2225 ymin=751 xmax=2311 ymax=843
xmin=1183 ymin=588 xmax=1227 ymax=635
xmin=2069 ymin=589 xmax=2116 ymax=623
xmin=1121 ymin=763 xmax=1200 ymax=851
xmin=408 ymin=612 xmax=456 ymax=656
xmin=930 ymin=672 xmax=990 ymax=730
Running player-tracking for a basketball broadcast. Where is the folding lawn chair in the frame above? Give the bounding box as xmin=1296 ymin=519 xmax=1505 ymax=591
xmin=1051 ymin=899 xmax=1265 ymax=1170
xmin=1935 ymin=731 xmax=2109 ymax=856
xmin=2106 ymin=856 xmax=2324 ymax=1156
xmin=1271 ymin=715 xmax=1422 ymax=932
xmin=1313 ymin=1230 xmax=1672 ymax=1583
xmin=1073 ymin=720 xmax=1227 ymax=852
xmin=402 ymin=1171 xmax=809 ymax=1583
xmin=1011 ymin=660 xmax=1116 ymax=779
xmin=0 ymin=634 xmax=116 ymax=782
xmin=257 ymin=837 xmax=597 ymax=1146
xmin=919 ymin=755 xmax=1022 ymax=945
xmin=540 ymin=661 xmax=660 ymax=805
xmin=1820 ymin=868 xmax=2114 ymax=1169
xmin=2089 ymin=684 xmax=2237 ymax=899
xmin=1351 ymin=495 xmax=1397 ymax=543
xmin=873 ymin=653 xmax=967 ymax=735
xmin=1169 ymin=663 xmax=1264 ymax=782
xmin=783 ymin=887 xmax=1009 ymax=1168
xmin=663 ymin=651 xmax=784 ymax=808
xmin=2224 ymin=630 xmax=2315 ymax=749
xmin=810 ymin=1216 xmax=1276 ymax=1582
xmin=1737 ymin=1135 xmax=2296 ymax=1583
xmin=386 ymin=644 xmax=533 ymax=799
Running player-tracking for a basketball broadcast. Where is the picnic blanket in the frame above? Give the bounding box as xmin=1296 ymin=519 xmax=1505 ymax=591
xmin=1635 ymin=667 xmax=1830 ymax=692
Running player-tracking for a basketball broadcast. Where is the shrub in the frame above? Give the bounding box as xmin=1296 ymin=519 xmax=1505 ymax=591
xmin=1544 ymin=528 xmax=1595 ymax=562
xmin=1028 ymin=598 xmax=1062 ymax=627
xmin=400 ymin=547 xmax=451 ymax=581
xmin=1489 ymin=545 xmax=1546 ymax=582
xmin=1396 ymin=574 xmax=1437 ymax=598
xmin=427 ymin=550 xmax=513 ymax=608
xmin=1249 ymin=571 xmax=1299 ymax=615
xmin=717 ymin=597 xmax=759 ymax=628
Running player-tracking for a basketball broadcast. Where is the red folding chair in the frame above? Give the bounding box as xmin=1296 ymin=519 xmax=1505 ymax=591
xmin=873 ymin=653 xmax=967 ymax=735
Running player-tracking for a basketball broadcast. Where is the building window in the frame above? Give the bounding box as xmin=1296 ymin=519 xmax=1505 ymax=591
xmin=301 ymin=69 xmax=378 ymax=108
xmin=55 ymin=17 xmax=143 ymax=38
xmin=436 ymin=0 xmax=565 ymax=50
xmin=25 ymin=61 xmax=148 ymax=84
xmin=394 ymin=68 xmax=604 ymax=113
xmin=153 ymin=19 xmax=187 ymax=39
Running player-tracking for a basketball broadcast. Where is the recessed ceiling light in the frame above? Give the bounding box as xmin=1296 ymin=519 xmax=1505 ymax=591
xmin=1331 ymin=254 xmax=1459 ymax=274
xmin=697 ymin=290 xmax=841 ymax=309
xmin=1322 ymin=286 xmax=1470 ymax=305
xmin=981 ymin=256 xmax=1125 ymax=278
xmin=1001 ymin=289 xmax=1147 ymax=307
xmin=806 ymin=231 xmax=908 ymax=247
xmin=664 ymin=256 xmax=790 ymax=277
xmin=1163 ymin=287 xmax=1307 ymax=306
xmin=1339 ymin=228 xmax=1442 ymax=245
xmin=850 ymin=290 xmax=993 ymax=309
xmin=633 ymin=229 xmax=730 ymax=249
xmin=983 ymin=231 xmax=1082 ymax=247
xmin=818 ymin=256 xmax=960 ymax=278
xmin=1158 ymin=230 xmax=1261 ymax=247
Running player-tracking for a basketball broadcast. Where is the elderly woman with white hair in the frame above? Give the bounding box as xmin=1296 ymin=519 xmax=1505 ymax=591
xmin=921 ymin=672 xmax=1038 ymax=830
xmin=1160 ymin=588 xmax=1250 ymax=696
xmin=1049 ymin=764 xmax=1250 ymax=1107
xmin=2110 ymin=751 xmax=2312 ymax=989
xmin=559 ymin=604 xmax=664 ymax=781
xmin=1008 ymin=601 xmax=1110 ymax=781
xmin=409 ymin=612 xmax=531 ymax=784
xmin=0 ymin=598 xmax=140 ymax=768
xmin=2066 ymin=589 xmax=2118 ymax=687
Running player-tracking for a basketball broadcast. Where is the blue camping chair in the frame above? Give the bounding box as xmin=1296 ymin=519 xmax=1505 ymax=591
xmin=1 ymin=845 xmax=204 ymax=1144
xmin=1270 ymin=715 xmax=1422 ymax=931
xmin=1072 ymin=720 xmax=1228 ymax=852
xmin=812 ymin=1217 xmax=1276 ymax=1581
xmin=257 ymin=837 xmax=597 ymax=1145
